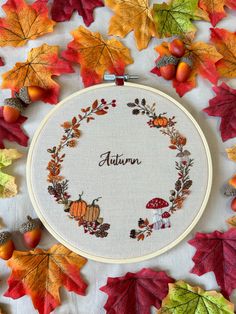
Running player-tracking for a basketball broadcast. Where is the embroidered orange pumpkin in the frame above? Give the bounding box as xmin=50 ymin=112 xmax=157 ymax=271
xmin=69 ymin=193 xmax=87 ymax=220
xmin=84 ymin=198 xmax=101 ymax=222
xmin=153 ymin=116 xmax=168 ymax=127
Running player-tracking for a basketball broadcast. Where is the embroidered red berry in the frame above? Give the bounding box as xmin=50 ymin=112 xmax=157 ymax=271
xmin=168 ymin=38 xmax=185 ymax=58
xmin=176 ymin=57 xmax=193 ymax=82
xmin=19 ymin=216 xmax=43 ymax=249
xmin=231 ymin=197 xmax=236 ymax=212
xmin=3 ymin=98 xmax=23 ymax=123
xmin=156 ymin=56 xmax=178 ymax=80
xmin=0 ymin=231 xmax=15 ymax=260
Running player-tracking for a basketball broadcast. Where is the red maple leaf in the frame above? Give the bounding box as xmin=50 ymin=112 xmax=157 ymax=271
xmin=0 ymin=56 xmax=4 ymax=66
xmin=189 ymin=228 xmax=236 ymax=298
xmin=51 ymin=0 xmax=103 ymax=26
xmin=203 ymin=83 xmax=236 ymax=141
xmin=100 ymin=268 xmax=174 ymax=313
xmin=0 ymin=107 xmax=28 ymax=148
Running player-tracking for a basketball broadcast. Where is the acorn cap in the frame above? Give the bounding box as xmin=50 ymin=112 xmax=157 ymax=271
xmin=3 ymin=97 xmax=24 ymax=112
xmin=180 ymin=56 xmax=193 ymax=68
xmin=18 ymin=87 xmax=31 ymax=105
xmin=0 ymin=231 xmax=12 ymax=245
xmin=156 ymin=56 xmax=178 ymax=68
xmin=19 ymin=216 xmax=42 ymax=234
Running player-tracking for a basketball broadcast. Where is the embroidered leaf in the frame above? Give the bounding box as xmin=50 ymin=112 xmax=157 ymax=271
xmin=226 ymin=145 xmax=236 ymax=162
xmin=158 ymin=280 xmax=234 ymax=314
xmin=151 ymin=40 xmax=222 ymax=97
xmin=0 ymin=149 xmax=22 ymax=198
xmin=153 ymin=0 xmax=209 ymax=39
xmin=4 ymin=243 xmax=87 ymax=314
xmin=199 ymin=0 xmax=236 ymax=26
xmin=0 ymin=57 xmax=4 ymax=66
xmin=62 ymin=26 xmax=133 ymax=87
xmin=100 ymin=268 xmax=174 ymax=313
xmin=203 ymin=83 xmax=236 ymax=141
xmin=106 ymin=0 xmax=156 ymax=50
xmin=2 ymin=44 xmax=74 ymax=104
xmin=189 ymin=229 xmax=236 ymax=298
xmin=227 ymin=216 xmax=236 ymax=229
xmin=0 ymin=107 xmax=28 ymax=149
xmin=211 ymin=28 xmax=236 ymax=79
xmin=0 ymin=0 xmax=55 ymax=47
xmin=51 ymin=0 xmax=103 ymax=26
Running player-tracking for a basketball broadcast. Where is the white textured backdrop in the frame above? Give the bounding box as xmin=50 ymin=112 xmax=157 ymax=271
xmin=0 ymin=1 xmax=236 ymax=313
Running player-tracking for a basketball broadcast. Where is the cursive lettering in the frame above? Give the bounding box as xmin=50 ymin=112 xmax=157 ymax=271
xmin=99 ymin=151 xmax=142 ymax=167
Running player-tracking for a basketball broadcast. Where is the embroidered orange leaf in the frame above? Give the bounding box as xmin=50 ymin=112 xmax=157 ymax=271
xmin=151 ymin=40 xmax=222 ymax=97
xmin=1 ymin=44 xmax=74 ymax=104
xmin=105 ymin=0 xmax=157 ymax=50
xmin=211 ymin=28 xmax=236 ymax=79
xmin=0 ymin=0 xmax=55 ymax=47
xmin=199 ymin=0 xmax=236 ymax=26
xmin=4 ymin=243 xmax=87 ymax=314
xmin=62 ymin=26 xmax=133 ymax=87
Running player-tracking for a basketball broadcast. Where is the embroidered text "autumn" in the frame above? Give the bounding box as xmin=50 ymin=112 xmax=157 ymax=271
xmin=99 ymin=151 xmax=142 ymax=167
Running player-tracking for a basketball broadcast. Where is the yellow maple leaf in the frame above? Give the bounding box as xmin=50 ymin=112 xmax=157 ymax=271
xmin=5 ymin=243 xmax=87 ymax=313
xmin=1 ymin=44 xmax=74 ymax=104
xmin=62 ymin=26 xmax=133 ymax=86
xmin=0 ymin=149 xmax=22 ymax=198
xmin=226 ymin=145 xmax=236 ymax=162
xmin=105 ymin=0 xmax=156 ymax=50
xmin=0 ymin=0 xmax=55 ymax=47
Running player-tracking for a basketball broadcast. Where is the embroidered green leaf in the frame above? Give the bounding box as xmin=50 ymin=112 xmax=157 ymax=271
xmin=158 ymin=281 xmax=234 ymax=314
xmin=153 ymin=0 xmax=209 ymax=38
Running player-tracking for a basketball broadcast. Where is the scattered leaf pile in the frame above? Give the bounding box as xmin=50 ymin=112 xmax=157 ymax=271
xmin=62 ymin=26 xmax=133 ymax=86
xmin=5 ymin=243 xmax=87 ymax=314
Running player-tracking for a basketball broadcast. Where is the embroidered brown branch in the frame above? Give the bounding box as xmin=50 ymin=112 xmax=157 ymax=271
xmin=46 ymin=99 xmax=117 ymax=238
xmin=127 ymin=98 xmax=194 ymax=240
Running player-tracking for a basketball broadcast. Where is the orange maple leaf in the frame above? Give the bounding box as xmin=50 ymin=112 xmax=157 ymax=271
xmin=199 ymin=0 xmax=236 ymax=26
xmin=211 ymin=28 xmax=236 ymax=79
xmin=1 ymin=44 xmax=74 ymax=104
xmin=105 ymin=0 xmax=157 ymax=50
xmin=62 ymin=26 xmax=133 ymax=86
xmin=0 ymin=0 xmax=55 ymax=47
xmin=152 ymin=40 xmax=222 ymax=96
xmin=4 ymin=244 xmax=87 ymax=314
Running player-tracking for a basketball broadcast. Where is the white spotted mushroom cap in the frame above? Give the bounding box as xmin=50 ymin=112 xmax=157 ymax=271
xmin=146 ymin=198 xmax=169 ymax=209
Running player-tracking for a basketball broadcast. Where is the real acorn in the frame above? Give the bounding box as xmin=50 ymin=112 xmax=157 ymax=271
xmin=156 ymin=56 xmax=178 ymax=80
xmin=3 ymin=98 xmax=24 ymax=123
xmin=169 ymin=38 xmax=185 ymax=58
xmin=176 ymin=57 xmax=193 ymax=82
xmin=19 ymin=216 xmax=43 ymax=249
xmin=18 ymin=86 xmax=46 ymax=104
xmin=0 ymin=231 xmax=15 ymax=260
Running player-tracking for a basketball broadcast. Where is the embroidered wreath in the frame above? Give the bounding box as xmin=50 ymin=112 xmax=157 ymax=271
xmin=127 ymin=98 xmax=194 ymax=241
xmin=46 ymin=98 xmax=117 ymax=238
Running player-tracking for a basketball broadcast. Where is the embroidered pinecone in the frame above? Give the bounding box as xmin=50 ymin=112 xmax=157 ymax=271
xmin=0 ymin=231 xmax=11 ymax=244
xmin=130 ymin=229 xmax=136 ymax=239
xmin=138 ymin=218 xmax=145 ymax=227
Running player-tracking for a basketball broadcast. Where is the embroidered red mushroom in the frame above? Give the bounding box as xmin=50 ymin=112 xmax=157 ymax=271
xmin=146 ymin=198 xmax=169 ymax=230
xmin=161 ymin=211 xmax=171 ymax=228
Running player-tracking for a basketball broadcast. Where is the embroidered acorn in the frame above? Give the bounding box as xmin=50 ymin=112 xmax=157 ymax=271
xmin=84 ymin=197 xmax=101 ymax=222
xmin=18 ymin=86 xmax=46 ymax=104
xmin=19 ymin=216 xmax=42 ymax=249
xmin=70 ymin=192 xmax=87 ymax=220
xmin=0 ymin=231 xmax=15 ymax=260
xmin=156 ymin=56 xmax=178 ymax=80
xmin=176 ymin=57 xmax=193 ymax=82
xmin=3 ymin=97 xmax=24 ymax=123
xmin=168 ymin=38 xmax=185 ymax=58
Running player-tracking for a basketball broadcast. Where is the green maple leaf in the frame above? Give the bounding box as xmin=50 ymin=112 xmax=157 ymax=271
xmin=158 ymin=281 xmax=234 ymax=314
xmin=153 ymin=0 xmax=209 ymax=38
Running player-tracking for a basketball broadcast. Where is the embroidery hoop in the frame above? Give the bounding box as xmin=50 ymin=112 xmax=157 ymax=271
xmin=27 ymin=82 xmax=212 ymax=264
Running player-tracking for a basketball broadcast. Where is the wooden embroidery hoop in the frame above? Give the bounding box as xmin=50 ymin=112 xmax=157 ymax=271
xmin=27 ymin=82 xmax=213 ymax=264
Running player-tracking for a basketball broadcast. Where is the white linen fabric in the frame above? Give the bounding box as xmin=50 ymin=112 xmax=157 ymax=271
xmin=0 ymin=0 xmax=236 ymax=312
